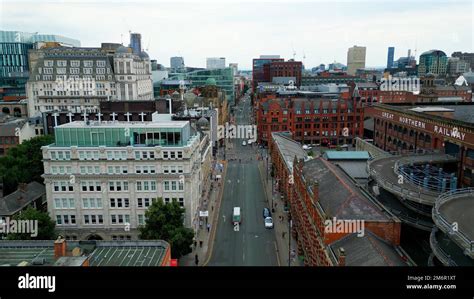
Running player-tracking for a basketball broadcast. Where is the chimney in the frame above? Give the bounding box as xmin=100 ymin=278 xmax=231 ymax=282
xmin=18 ymin=183 xmax=28 ymax=192
xmin=338 ymin=247 xmax=346 ymax=266
xmin=54 ymin=237 xmax=67 ymax=259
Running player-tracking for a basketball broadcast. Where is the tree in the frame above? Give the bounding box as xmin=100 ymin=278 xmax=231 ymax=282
xmin=6 ymin=207 xmax=56 ymax=240
xmin=0 ymin=135 xmax=54 ymax=195
xmin=139 ymin=199 xmax=194 ymax=259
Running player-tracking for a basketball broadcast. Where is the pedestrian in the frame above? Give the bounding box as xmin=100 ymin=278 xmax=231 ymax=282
xmin=211 ymin=205 xmax=214 ymax=212
xmin=199 ymin=220 xmax=203 ymax=228
xmin=195 ymin=254 xmax=199 ymax=266
xmin=199 ymin=240 xmax=203 ymax=248
xmin=282 ymin=232 xmax=286 ymax=238
xmin=207 ymin=223 xmax=211 ymax=232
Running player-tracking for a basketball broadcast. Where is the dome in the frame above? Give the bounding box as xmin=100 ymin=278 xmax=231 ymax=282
xmin=139 ymin=51 xmax=149 ymax=59
xmin=116 ymin=46 xmax=131 ymax=54
xmin=197 ymin=116 xmax=210 ymax=128
xmin=205 ymin=78 xmax=217 ymax=86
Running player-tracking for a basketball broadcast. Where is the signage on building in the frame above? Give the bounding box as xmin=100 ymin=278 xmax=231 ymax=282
xmin=398 ymin=116 xmax=426 ymax=129
xmin=199 ymin=211 xmax=209 ymax=217
xmin=381 ymin=112 xmax=394 ymax=120
xmin=433 ymin=125 xmax=466 ymax=141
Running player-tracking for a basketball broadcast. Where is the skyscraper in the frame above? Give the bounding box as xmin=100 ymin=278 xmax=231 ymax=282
xmin=129 ymin=32 xmax=142 ymax=54
xmin=206 ymin=57 xmax=226 ymax=70
xmin=170 ymin=56 xmax=185 ymax=70
xmin=387 ymin=47 xmax=395 ymax=68
xmin=346 ymin=45 xmax=366 ymax=75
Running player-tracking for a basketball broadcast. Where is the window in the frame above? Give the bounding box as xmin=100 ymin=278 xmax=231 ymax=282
xmin=138 ymin=215 xmax=145 ymax=225
xmin=109 ymin=181 xmax=128 ymax=192
xmin=53 ymin=181 xmax=74 ymax=192
xmin=81 ymin=181 xmax=101 ymax=192
xmin=136 ymin=181 xmax=157 ymax=192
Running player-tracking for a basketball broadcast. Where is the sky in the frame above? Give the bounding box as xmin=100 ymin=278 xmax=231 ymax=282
xmin=1 ymin=0 xmax=473 ymax=70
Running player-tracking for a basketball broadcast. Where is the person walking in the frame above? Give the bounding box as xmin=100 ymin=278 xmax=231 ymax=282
xmin=195 ymin=254 xmax=199 ymax=266
xmin=207 ymin=223 xmax=211 ymax=233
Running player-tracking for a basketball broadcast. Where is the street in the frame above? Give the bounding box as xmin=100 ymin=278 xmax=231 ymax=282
xmin=206 ymin=93 xmax=279 ymax=266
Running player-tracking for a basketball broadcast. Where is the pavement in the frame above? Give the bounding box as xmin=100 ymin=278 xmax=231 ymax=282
xmin=257 ymin=150 xmax=303 ymax=267
xmin=179 ymin=158 xmax=227 ymax=266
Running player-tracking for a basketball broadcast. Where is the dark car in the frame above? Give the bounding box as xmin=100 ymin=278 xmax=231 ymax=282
xmin=263 ymin=208 xmax=271 ymax=218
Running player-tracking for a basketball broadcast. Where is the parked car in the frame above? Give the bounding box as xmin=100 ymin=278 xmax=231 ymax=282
xmin=264 ymin=217 xmax=274 ymax=229
xmin=242 ymin=140 xmax=247 ymax=146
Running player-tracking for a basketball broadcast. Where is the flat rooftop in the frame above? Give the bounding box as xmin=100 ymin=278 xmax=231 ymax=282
xmin=301 ymin=157 xmax=388 ymax=221
xmin=58 ymin=120 xmax=189 ymax=129
xmin=438 ymin=195 xmax=474 ymax=244
xmin=378 ymin=104 xmax=474 ymax=125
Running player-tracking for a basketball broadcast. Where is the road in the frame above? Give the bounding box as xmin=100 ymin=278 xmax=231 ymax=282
xmin=207 ymin=93 xmax=279 ymax=266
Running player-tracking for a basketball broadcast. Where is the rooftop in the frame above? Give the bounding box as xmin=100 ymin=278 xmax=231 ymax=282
xmin=301 ymin=157 xmax=388 ymax=221
xmin=323 ymin=151 xmax=370 ymax=160
xmin=329 ymin=231 xmax=408 ymax=266
xmin=58 ymin=120 xmax=189 ymax=129
xmin=0 ymin=182 xmax=45 ymax=216
xmin=271 ymin=132 xmax=308 ymax=172
xmin=0 ymin=240 xmax=170 ymax=266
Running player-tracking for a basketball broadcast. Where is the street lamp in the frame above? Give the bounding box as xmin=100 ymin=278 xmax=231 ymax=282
xmin=288 ymin=209 xmax=292 ymax=267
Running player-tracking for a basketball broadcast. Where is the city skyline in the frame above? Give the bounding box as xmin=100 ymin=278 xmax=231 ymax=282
xmin=1 ymin=0 xmax=472 ymax=69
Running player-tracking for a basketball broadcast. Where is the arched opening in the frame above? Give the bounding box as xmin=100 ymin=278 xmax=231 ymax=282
xmin=13 ymin=107 xmax=21 ymax=117
xmin=87 ymin=234 xmax=104 ymax=240
xmin=2 ymin=107 xmax=10 ymax=114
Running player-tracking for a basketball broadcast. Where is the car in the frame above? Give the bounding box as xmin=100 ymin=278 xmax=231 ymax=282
xmin=302 ymin=144 xmax=312 ymax=150
xmin=247 ymin=139 xmax=253 ymax=145
xmin=263 ymin=208 xmax=271 ymax=218
xmin=264 ymin=217 xmax=274 ymax=229
xmin=242 ymin=140 xmax=247 ymax=146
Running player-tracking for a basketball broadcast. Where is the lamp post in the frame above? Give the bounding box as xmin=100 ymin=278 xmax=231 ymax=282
xmin=288 ymin=209 xmax=292 ymax=267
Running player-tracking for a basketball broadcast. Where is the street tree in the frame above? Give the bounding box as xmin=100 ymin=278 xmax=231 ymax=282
xmin=139 ymin=198 xmax=194 ymax=258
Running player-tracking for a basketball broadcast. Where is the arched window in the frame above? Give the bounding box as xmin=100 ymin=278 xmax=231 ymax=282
xmin=2 ymin=107 xmax=10 ymax=114
xmin=13 ymin=107 xmax=21 ymax=117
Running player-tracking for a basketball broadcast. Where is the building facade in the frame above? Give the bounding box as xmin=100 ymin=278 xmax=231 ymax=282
xmin=206 ymin=57 xmax=226 ymax=70
xmin=346 ymin=46 xmax=366 ymax=76
xmin=42 ymin=118 xmax=203 ymax=240
xmin=418 ymin=50 xmax=448 ymax=77
xmin=387 ymin=47 xmax=395 ymax=69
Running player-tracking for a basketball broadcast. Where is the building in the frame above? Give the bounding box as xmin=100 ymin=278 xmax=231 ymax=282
xmin=416 ymin=75 xmax=472 ymax=103
xmin=256 ymin=91 xmax=364 ymax=146
xmin=206 ymin=57 xmax=226 ymax=70
xmin=252 ymin=55 xmax=284 ymax=91
xmin=113 ymin=46 xmax=153 ymax=102
xmin=387 ymin=47 xmax=395 ymax=68
xmin=26 ymin=43 xmax=153 ymax=117
xmin=41 ymin=97 xmax=179 ymax=134
xmin=302 ymin=72 xmax=365 ymax=87
xmin=0 ymin=182 xmax=46 ymax=219
xmin=0 ymin=113 xmax=36 ymax=156
xmin=269 ymin=133 xmax=408 ymax=266
xmin=229 ymin=63 xmax=238 ymax=76
xmin=451 ymin=52 xmax=474 ymax=70
xmin=346 ymin=46 xmax=366 ymax=76
xmin=41 ymin=116 xmax=203 ymax=240
xmin=170 ymin=57 xmax=185 ymax=71
xmin=368 ymin=103 xmax=474 ymax=187
xmin=269 ymin=60 xmax=303 ymax=87
xmin=418 ymin=50 xmax=448 ymax=77
xmin=0 ymin=30 xmax=80 ymax=102
xmin=448 ymin=57 xmax=470 ymax=77
xmin=129 ymin=33 xmax=142 ymax=55
xmin=0 ymin=238 xmax=172 ymax=266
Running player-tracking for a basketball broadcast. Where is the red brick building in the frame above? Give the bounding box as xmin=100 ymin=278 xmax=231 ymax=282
xmin=269 ymin=132 xmax=405 ymax=266
xmin=256 ymin=93 xmax=364 ymax=146
xmin=368 ymin=104 xmax=474 ymax=187
xmin=269 ymin=60 xmax=302 ymax=87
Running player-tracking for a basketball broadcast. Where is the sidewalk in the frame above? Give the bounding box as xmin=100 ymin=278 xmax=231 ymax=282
xmin=257 ymin=151 xmax=302 ymax=267
xmin=179 ymin=157 xmax=227 ymax=266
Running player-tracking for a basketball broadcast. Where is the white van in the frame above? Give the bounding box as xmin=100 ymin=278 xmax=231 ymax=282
xmin=232 ymin=207 xmax=241 ymax=224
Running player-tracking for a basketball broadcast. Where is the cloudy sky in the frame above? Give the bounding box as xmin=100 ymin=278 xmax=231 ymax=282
xmin=1 ymin=0 xmax=472 ymax=69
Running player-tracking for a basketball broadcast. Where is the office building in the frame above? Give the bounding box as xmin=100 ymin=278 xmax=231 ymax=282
xmin=0 ymin=30 xmax=80 ymax=101
xmin=170 ymin=57 xmax=185 ymax=71
xmin=387 ymin=47 xmax=395 ymax=68
xmin=42 ymin=116 xmax=204 ymax=240
xmin=418 ymin=50 xmax=448 ymax=76
xmin=252 ymin=55 xmax=284 ymax=91
xmin=452 ymin=52 xmax=474 ymax=70
xmin=206 ymin=57 xmax=226 ymax=70
xmin=347 ymin=46 xmax=366 ymax=76
xmin=129 ymin=33 xmax=142 ymax=55
xmin=448 ymin=57 xmax=470 ymax=77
